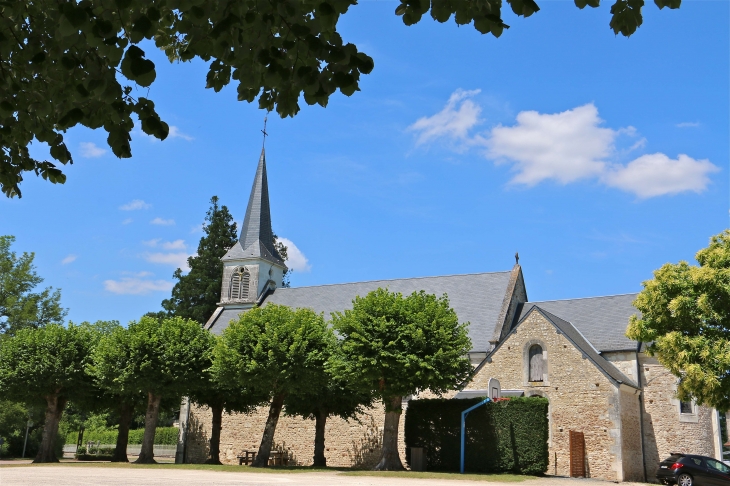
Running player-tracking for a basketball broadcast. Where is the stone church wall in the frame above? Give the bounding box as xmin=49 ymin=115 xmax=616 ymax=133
xmin=467 ymin=311 xmax=625 ymax=481
xmin=619 ymin=386 xmax=645 ymax=481
xmin=640 ymin=355 xmax=717 ymax=476
xmin=185 ymin=401 xmax=407 ymax=468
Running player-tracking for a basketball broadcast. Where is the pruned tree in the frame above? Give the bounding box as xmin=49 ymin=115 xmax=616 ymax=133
xmin=283 ymin=338 xmax=374 ymax=467
xmin=2 ymin=0 xmax=679 ymax=197
xmin=0 ymin=236 xmax=66 ymax=336
xmin=88 ymin=322 xmax=148 ymax=462
xmin=212 ymin=304 xmax=330 ymax=467
xmin=331 ymin=288 xmax=473 ymax=470
xmin=0 ymin=323 xmax=96 ymax=462
xmin=96 ymin=315 xmax=213 ymax=463
xmin=627 ymin=230 xmax=730 ymax=411
xmin=189 ymin=334 xmax=267 ymax=465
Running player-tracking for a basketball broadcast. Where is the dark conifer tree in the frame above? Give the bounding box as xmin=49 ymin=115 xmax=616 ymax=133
xmin=162 ymin=196 xmax=238 ymax=325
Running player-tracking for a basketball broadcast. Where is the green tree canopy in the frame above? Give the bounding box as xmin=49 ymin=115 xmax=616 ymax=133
xmin=2 ymin=0 xmax=680 ymax=197
xmin=161 ymin=196 xmax=238 ymax=324
xmin=94 ymin=315 xmax=213 ymax=463
xmin=284 ymin=337 xmax=374 ymax=466
xmin=627 ymin=230 xmax=730 ymax=412
xmin=0 ymin=323 xmax=96 ymax=462
xmin=87 ymin=322 xmax=151 ymax=462
xmin=331 ymin=288 xmax=472 ymax=470
xmin=212 ymin=304 xmax=331 ymax=467
xmin=189 ymin=334 xmax=267 ymax=465
xmin=0 ymin=236 xmax=66 ymax=336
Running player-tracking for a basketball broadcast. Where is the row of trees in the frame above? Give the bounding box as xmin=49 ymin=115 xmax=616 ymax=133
xmin=0 ymin=289 xmax=473 ymax=469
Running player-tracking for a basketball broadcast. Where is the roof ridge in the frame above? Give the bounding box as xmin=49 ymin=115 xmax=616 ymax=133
xmin=527 ymin=292 xmax=638 ymax=304
xmin=272 ymin=270 xmax=512 ymax=291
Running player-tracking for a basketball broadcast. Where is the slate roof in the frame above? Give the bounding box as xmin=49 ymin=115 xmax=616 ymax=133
xmin=484 ymin=306 xmax=638 ymax=389
xmin=222 ymin=148 xmax=284 ymax=266
xmin=207 ymin=271 xmax=514 ymax=352
xmin=514 ymin=294 xmax=641 ymax=352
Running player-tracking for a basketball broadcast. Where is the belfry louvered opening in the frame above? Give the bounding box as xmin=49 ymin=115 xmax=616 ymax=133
xmin=229 ymin=267 xmax=250 ymax=300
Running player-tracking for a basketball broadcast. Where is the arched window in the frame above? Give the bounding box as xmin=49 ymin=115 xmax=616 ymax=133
xmin=229 ymin=268 xmax=250 ymax=300
xmin=529 ymin=344 xmax=544 ymax=382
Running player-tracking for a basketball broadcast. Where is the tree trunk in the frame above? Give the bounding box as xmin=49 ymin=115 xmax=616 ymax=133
xmin=251 ymin=393 xmax=285 ymax=467
xmin=204 ymin=405 xmax=223 ymax=465
xmin=111 ymin=402 xmax=134 ymax=462
xmin=312 ymin=408 xmax=327 ymax=467
xmin=374 ymin=395 xmax=404 ymax=471
xmin=134 ymin=392 xmax=162 ymax=464
xmin=33 ymin=394 xmax=67 ymax=463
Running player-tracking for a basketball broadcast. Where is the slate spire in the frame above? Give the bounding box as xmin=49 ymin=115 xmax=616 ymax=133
xmin=222 ymin=148 xmax=284 ymax=265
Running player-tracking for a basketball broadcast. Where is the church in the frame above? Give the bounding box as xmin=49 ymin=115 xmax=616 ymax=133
xmin=179 ymin=149 xmax=722 ymax=481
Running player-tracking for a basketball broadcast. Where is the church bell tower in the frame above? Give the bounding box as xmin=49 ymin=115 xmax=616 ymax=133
xmin=218 ymin=148 xmax=287 ymax=309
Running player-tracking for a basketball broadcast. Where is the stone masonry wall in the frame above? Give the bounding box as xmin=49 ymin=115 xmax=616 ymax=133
xmin=619 ymin=386 xmax=644 ymax=481
xmin=639 ymin=354 xmax=717 ymax=476
xmin=468 ymin=311 xmax=625 ymax=481
xmin=185 ymin=401 xmax=407 ymax=468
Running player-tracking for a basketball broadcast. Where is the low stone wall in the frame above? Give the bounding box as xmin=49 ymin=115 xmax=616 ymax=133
xmin=186 ymin=401 xmax=406 ymax=468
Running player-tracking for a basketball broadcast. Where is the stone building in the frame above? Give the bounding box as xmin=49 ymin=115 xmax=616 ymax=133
xmin=180 ymin=149 xmax=723 ymax=481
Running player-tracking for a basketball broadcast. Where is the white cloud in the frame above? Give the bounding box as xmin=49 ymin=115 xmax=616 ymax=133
xmin=143 ymin=238 xmax=187 ymax=250
xmin=603 ymin=153 xmax=720 ymax=198
xmin=122 ymin=271 xmax=154 ymax=277
xmin=150 ymin=217 xmax=175 ymax=226
xmin=104 ymin=278 xmax=173 ymax=295
xmin=409 ymin=93 xmax=719 ymax=198
xmin=408 ymin=89 xmax=482 ymax=147
xmin=61 ymin=254 xmax=77 ymax=265
xmin=676 ymin=121 xmax=700 ymax=128
xmin=168 ymin=126 xmax=194 ymax=141
xmin=79 ymin=142 xmax=106 ymax=158
xmin=162 ymin=239 xmax=186 ymax=250
xmin=145 ymin=252 xmax=191 ymax=270
xmin=190 ymin=223 xmax=204 ymax=234
xmin=120 ymin=199 xmax=151 ymax=211
xmin=487 ymin=104 xmax=613 ymax=185
xmin=278 ymin=237 xmax=311 ymax=272
xmin=122 ymin=218 xmax=133 ymax=225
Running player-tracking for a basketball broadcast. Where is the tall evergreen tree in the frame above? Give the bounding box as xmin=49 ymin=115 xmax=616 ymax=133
xmin=162 ymin=197 xmax=238 ymax=324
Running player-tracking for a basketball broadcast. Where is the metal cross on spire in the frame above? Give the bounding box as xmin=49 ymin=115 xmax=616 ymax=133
xmin=261 ymin=115 xmax=268 ymax=149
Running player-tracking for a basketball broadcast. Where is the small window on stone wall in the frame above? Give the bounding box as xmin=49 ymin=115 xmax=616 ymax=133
xmin=679 ymin=401 xmax=693 ymax=414
xmin=529 ymin=344 xmax=544 ymax=382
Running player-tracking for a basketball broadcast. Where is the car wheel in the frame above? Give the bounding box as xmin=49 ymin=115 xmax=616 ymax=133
xmin=678 ymin=473 xmax=693 ymax=486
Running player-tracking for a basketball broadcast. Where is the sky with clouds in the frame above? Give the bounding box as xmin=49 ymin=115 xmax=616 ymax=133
xmin=1 ymin=2 xmax=727 ymax=325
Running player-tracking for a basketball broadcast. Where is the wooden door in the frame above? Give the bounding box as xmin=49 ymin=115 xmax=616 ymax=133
xmin=569 ymin=431 xmax=585 ymax=478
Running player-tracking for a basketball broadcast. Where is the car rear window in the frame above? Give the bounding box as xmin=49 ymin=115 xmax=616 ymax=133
xmin=664 ymin=455 xmax=684 ymax=463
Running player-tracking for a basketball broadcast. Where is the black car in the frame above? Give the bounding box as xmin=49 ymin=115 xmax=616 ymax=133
xmin=657 ymin=453 xmax=730 ymax=486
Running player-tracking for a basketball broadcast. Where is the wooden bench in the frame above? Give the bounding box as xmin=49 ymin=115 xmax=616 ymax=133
xmin=237 ymin=450 xmax=288 ymax=466
xmin=237 ymin=450 xmax=256 ymax=465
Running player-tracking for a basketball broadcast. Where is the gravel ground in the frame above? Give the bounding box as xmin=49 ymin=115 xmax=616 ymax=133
xmin=0 ymin=466 xmax=650 ymax=486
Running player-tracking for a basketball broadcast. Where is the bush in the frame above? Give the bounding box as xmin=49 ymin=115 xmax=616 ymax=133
xmin=404 ymin=397 xmax=549 ymax=475
xmin=67 ymin=427 xmax=180 ymax=446
xmin=75 ymin=445 xmax=115 ymax=460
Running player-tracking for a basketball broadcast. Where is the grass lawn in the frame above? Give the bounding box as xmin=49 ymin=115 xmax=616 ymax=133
xmin=342 ymin=471 xmax=529 ymax=482
xmin=0 ymin=461 xmax=344 ymax=473
xmin=0 ymin=461 xmax=533 ymax=481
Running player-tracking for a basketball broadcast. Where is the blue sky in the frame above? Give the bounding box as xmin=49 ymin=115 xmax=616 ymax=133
xmin=1 ymin=1 xmax=728 ymax=325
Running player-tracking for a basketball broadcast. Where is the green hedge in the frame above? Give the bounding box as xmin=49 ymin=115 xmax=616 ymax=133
xmin=404 ymin=397 xmax=549 ymax=475
xmin=66 ymin=427 xmax=179 ymax=446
